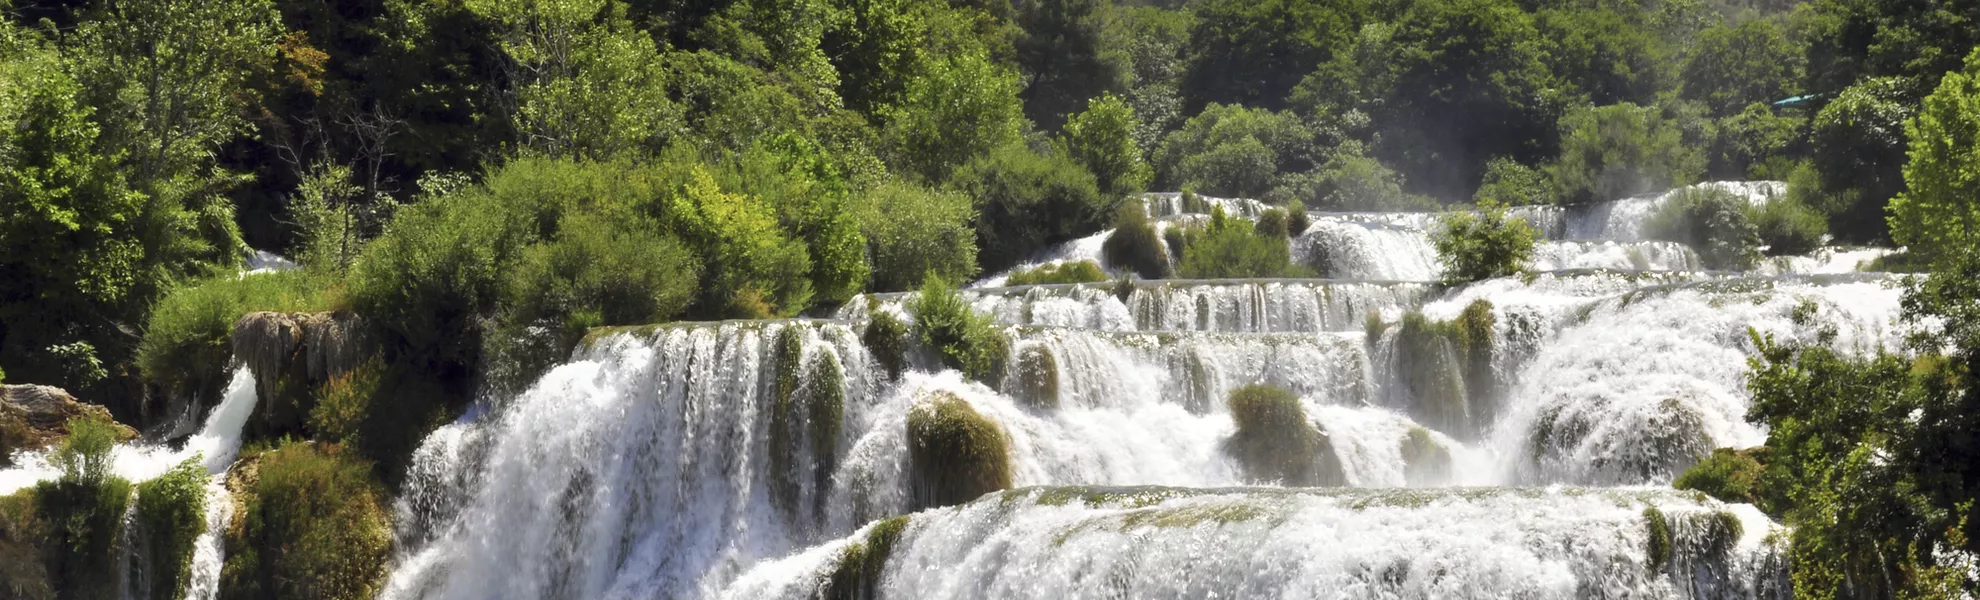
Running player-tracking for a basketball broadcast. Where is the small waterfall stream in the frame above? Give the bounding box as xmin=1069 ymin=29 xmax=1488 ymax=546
xmin=367 ymin=181 xmax=1902 ymax=599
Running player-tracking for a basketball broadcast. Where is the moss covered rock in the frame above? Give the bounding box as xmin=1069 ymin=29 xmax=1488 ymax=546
xmin=1644 ymin=506 xmax=1672 ymax=572
xmin=1391 ymin=301 xmax=1496 ymax=438
xmin=1223 ymin=385 xmax=1344 ymax=487
xmin=0 ymin=385 xmax=137 ymax=462
xmin=862 ymin=310 xmax=910 ymax=381
xmin=0 ymin=490 xmax=52 ymax=600
xmin=770 ymin=326 xmax=847 ymax=524
xmin=907 ymin=392 xmax=1013 ymax=510
xmin=1102 ymin=203 xmax=1171 ymax=280
xmin=821 ymin=516 xmax=911 ymax=600
xmin=1674 ymin=447 xmax=1769 ymax=508
xmin=1400 ymin=427 xmax=1453 ymax=486
xmin=1009 ymin=345 xmax=1060 ymax=409
xmin=232 ymin=311 xmax=372 ymax=443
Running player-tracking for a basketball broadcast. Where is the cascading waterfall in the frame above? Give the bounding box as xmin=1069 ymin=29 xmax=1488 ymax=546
xmin=378 ymin=181 xmax=1902 ymax=599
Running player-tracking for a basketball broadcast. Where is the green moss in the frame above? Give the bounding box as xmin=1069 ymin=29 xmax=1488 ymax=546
xmin=577 ymin=323 xmax=667 ymax=347
xmin=1253 ymin=208 xmax=1291 ymax=238
xmin=906 ymin=392 xmax=1014 ymax=510
xmin=1223 ymin=384 xmax=1344 ymax=487
xmin=307 ymin=358 xmax=385 ymax=448
xmin=1005 ymin=260 xmax=1109 ymax=286
xmin=1399 ymin=427 xmax=1452 ymax=486
xmin=862 ymin=310 xmax=910 ymax=381
xmin=136 ymin=459 xmax=208 ymax=600
xmin=1119 ymin=500 xmax=1270 ymax=529
xmin=1645 ymin=506 xmax=1673 ymax=573
xmin=1102 ymin=202 xmax=1171 ymax=280
xmin=805 ymin=352 xmax=846 ymax=517
xmin=1674 ymin=447 xmax=1767 ymax=507
xmin=770 ymin=325 xmax=807 ymax=520
xmin=1010 ymin=345 xmax=1060 ymax=409
xmin=219 ymin=443 xmax=391 ymax=600
xmin=31 ymin=477 xmax=131 ymax=600
xmin=822 ymin=516 xmax=912 ymax=600
xmin=1395 ymin=312 xmax=1469 ymax=436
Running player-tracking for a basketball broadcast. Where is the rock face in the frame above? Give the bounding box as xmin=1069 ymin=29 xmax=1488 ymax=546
xmin=1 ymin=384 xmax=138 ymax=461
xmin=231 ymin=311 xmax=370 ymax=437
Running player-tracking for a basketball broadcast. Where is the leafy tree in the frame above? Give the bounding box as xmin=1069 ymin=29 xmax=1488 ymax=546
xmin=1803 ymin=0 xmax=1979 ymax=97
xmin=952 ymin=143 xmax=1110 ymax=274
xmin=1549 ymin=102 xmax=1706 ymax=205
xmin=881 ymin=50 xmax=1026 ymax=183
xmin=1807 ymin=77 xmax=1912 ymax=243
xmin=1432 ymin=198 xmax=1537 ymax=284
xmin=1473 ymin=157 xmax=1555 ymax=206
xmin=1180 ymin=0 xmax=1366 ymax=112
xmin=1111 ymin=6 xmax=1194 ymax=154
xmin=1887 ymin=49 xmax=1980 ymax=262
xmin=1535 ymin=7 xmax=1666 ymax=106
xmin=472 ymin=0 xmax=679 ymax=159
xmin=1678 ymin=19 xmax=1803 ymax=117
xmin=1177 ymin=206 xmax=1298 ymax=279
xmin=1285 ymin=148 xmax=1438 ymax=211
xmin=1151 ymin=103 xmax=1314 ymax=197
xmin=854 ymin=181 xmax=980 ymax=292
xmin=1056 ymin=93 xmax=1151 ymax=199
xmin=1646 ymin=186 xmax=1761 ymax=270
xmin=1708 ymin=102 xmax=1801 ymax=179
xmin=1013 ymin=0 xmax=1129 ymax=132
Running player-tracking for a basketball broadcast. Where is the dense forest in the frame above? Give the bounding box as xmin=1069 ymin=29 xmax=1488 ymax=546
xmin=2 ymin=0 xmax=1980 ymax=597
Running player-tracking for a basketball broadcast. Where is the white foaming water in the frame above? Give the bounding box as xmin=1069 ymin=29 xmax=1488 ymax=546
xmin=1563 ymin=181 xmax=1789 ymax=242
xmin=183 ymin=480 xmax=233 ymax=600
xmin=848 ymin=280 xmax=1431 ymax=334
xmin=0 ymin=366 xmax=258 ymax=495
xmin=1296 ymin=214 xmax=1441 ymax=281
xmin=722 ymin=487 xmax=1786 ymax=600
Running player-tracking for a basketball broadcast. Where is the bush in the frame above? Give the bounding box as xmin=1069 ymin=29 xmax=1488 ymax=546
xmin=0 ymin=490 xmax=52 ymax=599
xmin=1057 ymin=93 xmax=1152 ymax=199
xmin=1254 ymin=208 xmax=1290 ymax=238
xmin=138 ymin=270 xmax=342 ymax=412
xmin=1888 ymin=49 xmax=1980 ymax=261
xmin=1473 ymin=157 xmax=1555 ymax=206
xmin=1285 ymin=200 xmax=1310 ymax=235
xmin=1101 ymin=203 xmax=1170 ymax=280
xmin=136 ymin=459 xmax=207 ymax=600
xmin=880 ymin=50 xmax=1026 ymax=183
xmin=1177 ymin=207 xmax=1300 ymax=279
xmin=1674 ymin=447 xmax=1768 ymax=507
xmin=307 ymin=358 xmax=384 ymax=448
xmin=1292 ymin=150 xmax=1438 ymax=212
xmin=31 ymin=412 xmax=132 ymax=599
xmin=220 ymin=443 xmax=391 ymax=600
xmin=1004 ymin=261 xmax=1109 ymax=286
xmin=1708 ymin=102 xmax=1800 ymax=180
xmin=661 ymin=166 xmax=816 ymax=316
xmin=1748 ymin=195 xmax=1828 ymax=257
xmin=1223 ymin=384 xmax=1342 ymax=486
xmin=854 ymin=181 xmax=980 ymax=292
xmin=953 ymin=143 xmax=1112 ymax=274
xmin=1549 ymin=103 xmax=1706 ymax=205
xmin=1807 ymin=77 xmax=1911 ymax=243
xmin=1152 ymin=103 xmax=1315 ymax=197
xmin=1432 ymin=199 xmax=1538 ymax=284
xmin=909 ymin=277 xmax=1008 ymax=383
xmin=1646 ymin=186 xmax=1761 ymax=270
xmin=906 ymin=392 xmax=1012 ymax=510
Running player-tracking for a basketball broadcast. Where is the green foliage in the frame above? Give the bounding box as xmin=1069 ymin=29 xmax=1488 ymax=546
xmin=1223 ymin=384 xmax=1343 ymax=486
xmin=0 ymin=490 xmax=52 ymax=600
xmin=1101 ymin=203 xmax=1170 ymax=280
xmin=1014 ymin=0 xmax=1130 ymax=133
xmin=1708 ymin=102 xmax=1800 ymax=180
xmin=1286 ymin=150 xmax=1438 ymax=212
xmin=1549 ymin=103 xmax=1706 ymax=205
xmin=1152 ymin=103 xmax=1314 ymax=198
xmin=1056 ymin=93 xmax=1151 ymax=199
xmin=1803 ymin=0 xmax=1979 ymax=96
xmin=909 ymin=277 xmax=1008 ymax=383
xmin=1472 ymin=157 xmax=1555 ymax=206
xmin=1180 ymin=0 xmax=1364 ymax=112
xmin=1749 ymin=195 xmax=1829 ymax=257
xmin=662 ymin=165 xmax=815 ymax=317
xmin=497 ymin=210 xmax=699 ymax=381
xmin=881 ymin=50 xmax=1025 ymax=182
xmin=1177 ymin=207 xmax=1300 ymax=279
xmin=473 ymin=0 xmax=679 ymax=159
xmin=1285 ymin=200 xmax=1310 ymax=235
xmin=1888 ymin=49 xmax=1980 ymax=262
xmin=906 ymin=392 xmax=1012 ymax=510
xmin=136 ymin=459 xmax=208 ymax=600
xmin=853 ymin=181 xmax=979 ymax=292
xmin=138 ymin=270 xmax=341 ymax=410
xmin=1432 ymin=199 xmax=1537 ymax=284
xmin=1254 ymin=209 xmax=1290 ymax=238
xmin=1646 ymin=186 xmax=1761 ymax=270
xmin=1678 ymin=20 xmax=1804 ymax=117
xmin=953 ymin=143 xmax=1111 ymax=274
xmin=1807 ymin=77 xmax=1912 ymax=243
xmin=220 ymin=443 xmax=391 ymax=600
xmin=862 ymin=310 xmax=910 ymax=382
xmin=52 ymin=414 xmax=119 ymax=488
xmin=306 ymin=359 xmax=384 ymax=449
xmin=31 ymin=475 xmax=132 ymax=600
xmin=1674 ymin=447 xmax=1767 ymax=506
xmin=1644 ymin=507 xmax=1672 ymax=572
xmin=1005 ymin=261 xmax=1109 ymax=286
xmin=1534 ymin=7 xmax=1665 ymax=106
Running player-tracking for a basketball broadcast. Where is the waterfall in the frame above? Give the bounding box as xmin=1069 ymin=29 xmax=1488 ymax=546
xmin=379 ymin=182 xmax=1903 ymax=599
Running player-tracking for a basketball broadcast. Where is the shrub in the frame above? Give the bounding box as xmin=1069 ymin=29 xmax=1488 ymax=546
xmin=220 ymin=443 xmax=391 ymax=600
xmin=906 ymin=392 xmax=1012 ymax=510
xmin=1178 ymin=207 xmax=1300 ymax=279
xmin=136 ymin=459 xmax=207 ymax=600
xmin=307 ymin=359 xmax=384 ymax=448
xmin=1888 ymin=49 xmax=1980 ymax=261
xmin=1748 ymin=195 xmax=1828 ymax=257
xmin=33 ymin=412 xmax=132 ymax=599
xmin=1057 ymin=93 xmax=1152 ymax=199
xmin=862 ymin=310 xmax=910 ymax=381
xmin=909 ymin=277 xmax=1008 ymax=383
xmin=1674 ymin=447 xmax=1768 ymax=507
xmin=1254 ymin=208 xmax=1290 ymax=238
xmin=1285 ymin=200 xmax=1310 ymax=236
xmin=1224 ymin=384 xmax=1342 ymax=486
xmin=1295 ymin=151 xmax=1438 ymax=211
xmin=1004 ymin=261 xmax=1109 ymax=286
xmin=1549 ymin=103 xmax=1705 ymax=205
xmin=1101 ymin=203 xmax=1170 ymax=280
xmin=139 ymin=270 xmax=342 ymax=412
xmin=1708 ymin=102 xmax=1800 ymax=180
xmin=1644 ymin=507 xmax=1672 ymax=572
xmin=1473 ymin=157 xmax=1555 ymax=206
xmin=880 ymin=50 xmax=1026 ymax=183
xmin=854 ymin=181 xmax=980 ymax=292
xmin=1646 ymin=186 xmax=1761 ymax=270
xmin=953 ymin=143 xmax=1112 ymax=274
xmin=1807 ymin=77 xmax=1911 ymax=243
xmin=661 ymin=166 xmax=816 ymax=316
xmin=1432 ymin=199 xmax=1538 ymax=284
xmin=1152 ymin=103 xmax=1315 ymax=197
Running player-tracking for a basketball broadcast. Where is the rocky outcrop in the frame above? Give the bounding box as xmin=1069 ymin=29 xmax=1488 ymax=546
xmin=231 ymin=311 xmax=371 ymax=438
xmin=1 ymin=384 xmax=138 ymax=462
